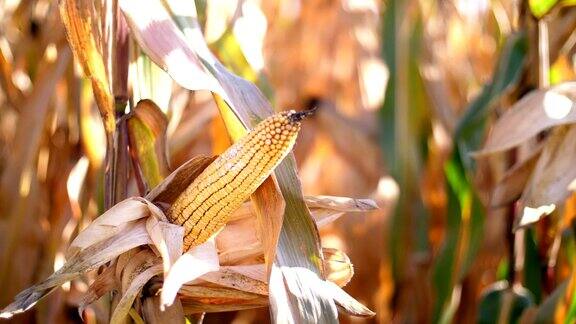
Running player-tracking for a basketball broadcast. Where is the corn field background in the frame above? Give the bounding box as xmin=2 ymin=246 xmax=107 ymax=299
xmin=1 ymin=0 xmax=576 ymax=323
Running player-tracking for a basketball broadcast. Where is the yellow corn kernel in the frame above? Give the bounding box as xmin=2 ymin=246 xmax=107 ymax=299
xmin=167 ymin=109 xmax=313 ymax=250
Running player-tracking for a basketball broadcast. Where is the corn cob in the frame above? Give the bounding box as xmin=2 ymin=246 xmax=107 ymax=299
xmin=167 ymin=109 xmax=314 ymax=251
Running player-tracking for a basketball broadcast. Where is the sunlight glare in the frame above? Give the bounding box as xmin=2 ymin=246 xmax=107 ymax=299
xmin=234 ymin=1 xmax=267 ymax=71
xmin=67 ymin=157 xmax=89 ymax=203
xmin=377 ymin=176 xmax=399 ymax=201
xmin=360 ymin=58 xmax=388 ymax=110
xmin=543 ymin=91 xmax=573 ymax=120
xmin=519 ymin=204 xmax=556 ymax=228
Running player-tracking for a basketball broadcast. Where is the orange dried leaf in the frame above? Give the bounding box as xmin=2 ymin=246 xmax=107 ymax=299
xmin=59 ymin=0 xmax=115 ymax=133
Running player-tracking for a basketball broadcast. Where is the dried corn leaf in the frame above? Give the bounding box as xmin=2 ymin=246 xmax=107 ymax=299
xmin=279 ymin=266 xmax=338 ymax=321
xmin=78 ymin=266 xmax=116 ymax=316
xmin=217 ymin=244 xmax=262 ymax=266
xmin=201 ymin=268 xmax=268 ymax=296
xmin=251 ymin=177 xmax=285 ymax=276
xmin=475 ymin=82 xmax=576 ymax=156
xmin=517 ymin=125 xmax=576 ymax=228
xmin=306 ymin=195 xmax=378 ymax=227
xmin=146 ymin=216 xmax=183 ymax=275
xmin=217 ymin=195 xmax=377 ymax=265
xmin=324 ymin=281 xmax=376 ymax=317
xmin=305 ymin=195 xmax=379 ymax=211
xmin=118 ymin=0 xmax=219 ymax=93
xmin=59 ymin=0 xmax=115 ymax=133
xmin=120 ymin=250 xmax=157 ymax=291
xmin=111 ymin=261 xmax=163 ymax=324
xmin=127 ymin=99 xmax=170 ymax=191
xmin=160 ymin=239 xmax=219 ymax=308
xmin=227 ymin=195 xmax=378 ymax=226
xmin=268 ymin=264 xmax=299 ymax=321
xmin=222 ymin=265 xmax=267 ymax=283
xmin=181 ymin=297 xmax=268 ymax=314
xmin=67 ymin=197 xmax=150 ymax=255
xmin=179 ymin=285 xmax=263 ymax=300
xmin=1 ymin=193 xmax=184 ymax=319
xmin=216 ymin=215 xmax=261 ymax=265
xmin=0 ymin=221 xmax=151 ymax=318
xmin=60 ymin=221 xmax=152 ymax=276
xmin=165 ymin=249 xmax=353 ymax=314
xmin=491 ymin=143 xmax=544 ymax=207
xmin=142 ymin=296 xmax=185 ymax=324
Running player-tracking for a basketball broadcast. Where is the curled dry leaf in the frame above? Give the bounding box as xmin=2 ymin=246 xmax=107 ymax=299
xmin=146 ymin=215 xmax=183 ymax=274
xmin=0 ymin=220 xmax=151 ymax=318
xmin=78 ymin=265 xmax=116 ymax=317
xmin=111 ymin=250 xmax=163 ymax=324
xmin=305 ymin=195 xmax=379 ymax=227
xmin=516 ymin=125 xmax=576 ymax=229
xmin=475 ymin=82 xmax=576 ymax=156
xmin=79 ymin=245 xmax=356 ymax=316
xmin=160 ymin=240 xmax=220 ymax=308
xmin=216 ymin=195 xmax=378 ymax=265
xmin=67 ymin=198 xmax=151 ymax=255
xmin=127 ymin=99 xmax=171 ymax=191
xmin=251 ymin=177 xmax=286 ymax=278
xmin=491 ymin=143 xmax=544 ymax=208
xmin=59 ymin=0 xmax=115 ymax=133
xmin=305 ymin=195 xmax=379 ymax=211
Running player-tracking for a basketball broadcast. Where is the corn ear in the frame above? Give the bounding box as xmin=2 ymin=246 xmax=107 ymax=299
xmin=167 ymin=109 xmax=313 ymax=250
